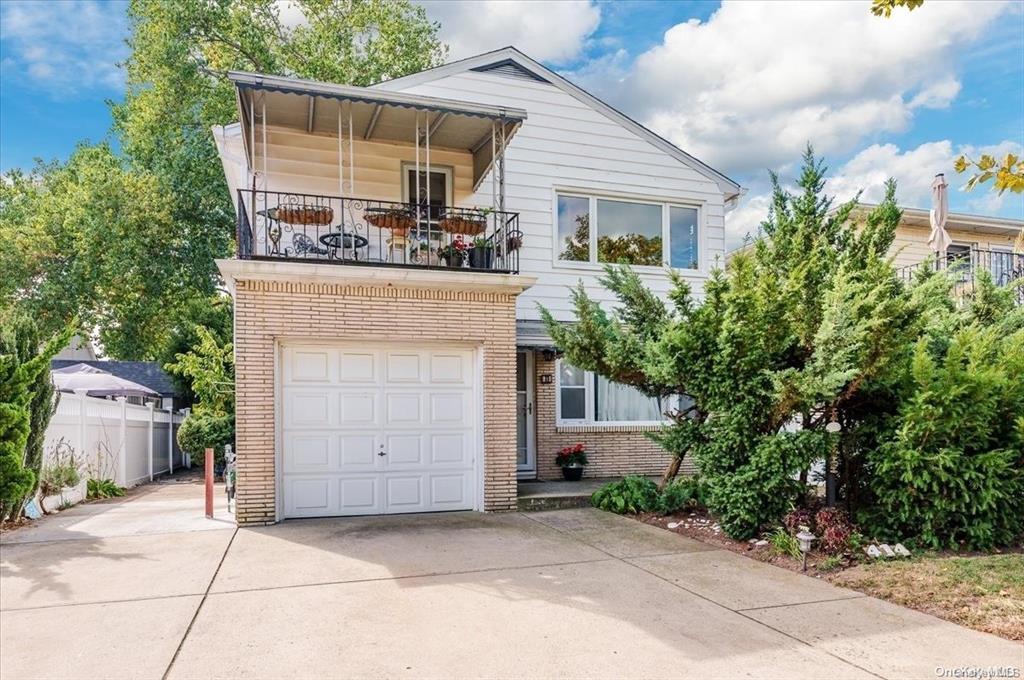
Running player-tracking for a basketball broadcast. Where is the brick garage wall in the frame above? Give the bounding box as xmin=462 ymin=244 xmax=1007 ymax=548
xmin=532 ymin=354 xmax=696 ymax=481
xmin=233 ymin=279 xmax=519 ymax=525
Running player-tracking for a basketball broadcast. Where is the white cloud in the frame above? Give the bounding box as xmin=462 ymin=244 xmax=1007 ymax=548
xmin=724 ymin=138 xmax=1024 ymax=251
xmin=0 ymin=0 xmax=128 ymax=98
xmin=420 ymin=0 xmax=600 ymax=63
xmin=580 ymin=0 xmax=1011 ymax=175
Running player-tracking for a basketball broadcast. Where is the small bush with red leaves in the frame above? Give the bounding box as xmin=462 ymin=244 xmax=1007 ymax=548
xmin=815 ymin=508 xmax=854 ymax=554
xmin=783 ymin=508 xmax=814 ymax=533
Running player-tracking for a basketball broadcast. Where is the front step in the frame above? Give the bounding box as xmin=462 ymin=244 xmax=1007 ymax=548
xmin=517 ymin=493 xmax=592 ymax=512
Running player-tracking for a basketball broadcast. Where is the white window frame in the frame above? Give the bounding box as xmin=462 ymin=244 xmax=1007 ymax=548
xmin=400 ymin=162 xmax=454 ymax=208
xmin=552 ymin=188 xmax=705 ymax=275
xmin=554 ymin=359 xmax=675 ymax=427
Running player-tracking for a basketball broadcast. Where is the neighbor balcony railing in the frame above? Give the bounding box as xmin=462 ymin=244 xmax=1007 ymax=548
xmin=897 ymin=248 xmax=1024 ymax=304
xmin=236 ymin=189 xmax=522 ymax=274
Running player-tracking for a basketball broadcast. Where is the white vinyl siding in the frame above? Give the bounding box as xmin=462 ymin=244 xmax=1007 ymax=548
xmin=388 ymin=71 xmax=728 ymax=320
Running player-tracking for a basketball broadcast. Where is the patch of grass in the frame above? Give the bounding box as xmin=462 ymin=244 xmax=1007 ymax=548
xmin=767 ymin=527 xmax=802 ymax=560
xmin=830 ymin=553 xmax=1024 ymax=641
xmin=817 ymin=555 xmax=843 ymax=572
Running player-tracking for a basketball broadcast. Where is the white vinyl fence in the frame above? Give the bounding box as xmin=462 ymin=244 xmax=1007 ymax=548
xmin=44 ymin=391 xmax=187 ymax=488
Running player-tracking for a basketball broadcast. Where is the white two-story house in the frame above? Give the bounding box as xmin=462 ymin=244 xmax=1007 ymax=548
xmin=215 ymin=47 xmax=741 ymax=525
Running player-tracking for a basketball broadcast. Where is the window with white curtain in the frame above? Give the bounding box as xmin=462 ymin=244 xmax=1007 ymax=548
xmin=556 ymin=360 xmax=673 ymax=424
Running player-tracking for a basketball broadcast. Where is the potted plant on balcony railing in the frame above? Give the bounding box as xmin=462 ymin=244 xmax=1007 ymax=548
xmin=555 ymin=443 xmax=588 ymax=481
xmin=437 ymin=235 xmax=470 ymax=268
xmin=468 ymin=236 xmax=495 ymax=269
xmin=439 ymin=207 xmax=491 ymax=236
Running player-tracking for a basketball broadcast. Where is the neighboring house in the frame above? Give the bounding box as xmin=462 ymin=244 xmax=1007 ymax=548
xmin=50 ymin=360 xmax=181 ymax=410
xmin=728 ymin=205 xmax=1024 ymax=303
xmin=214 ymin=47 xmax=741 ymax=524
xmin=881 ymin=205 xmax=1023 ymax=300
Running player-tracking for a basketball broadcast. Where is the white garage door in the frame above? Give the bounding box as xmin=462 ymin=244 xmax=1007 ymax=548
xmin=281 ymin=345 xmax=478 ymax=518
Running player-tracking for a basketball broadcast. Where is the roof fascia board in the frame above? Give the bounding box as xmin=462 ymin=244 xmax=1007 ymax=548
xmin=230 ymin=71 xmax=526 ymax=122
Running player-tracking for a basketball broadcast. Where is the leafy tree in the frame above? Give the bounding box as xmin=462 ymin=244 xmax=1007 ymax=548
xmin=165 ymin=326 xmax=235 ymax=416
xmin=0 ymin=322 xmax=74 ymax=519
xmin=543 ymin=147 xmax=912 ymax=539
xmin=166 ymin=326 xmax=236 ymax=469
xmin=871 ymin=0 xmax=924 ymax=17
xmin=954 ymin=153 xmax=1024 ymax=195
xmin=0 ymin=145 xmax=182 ymax=358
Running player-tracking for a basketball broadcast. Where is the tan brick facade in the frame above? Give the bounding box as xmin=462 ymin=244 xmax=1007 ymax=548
xmin=231 ymin=274 xmax=522 ymax=525
xmin=531 ymin=354 xmax=695 ymax=481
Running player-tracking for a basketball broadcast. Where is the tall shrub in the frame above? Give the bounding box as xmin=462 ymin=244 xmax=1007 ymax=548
xmin=543 ymin=148 xmax=911 ymax=539
xmin=0 ymin=322 xmax=72 ymax=518
xmin=862 ymin=320 xmax=1024 ymax=549
xmin=0 ymin=313 xmax=59 ymax=497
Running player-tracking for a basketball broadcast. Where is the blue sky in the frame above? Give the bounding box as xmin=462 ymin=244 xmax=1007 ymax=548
xmin=1 ymin=0 xmax=1021 ymax=246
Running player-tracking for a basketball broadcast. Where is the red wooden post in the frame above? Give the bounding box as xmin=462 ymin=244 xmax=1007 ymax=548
xmin=205 ymin=447 xmax=214 ymax=518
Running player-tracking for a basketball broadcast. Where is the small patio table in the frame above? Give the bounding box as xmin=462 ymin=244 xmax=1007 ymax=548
xmin=319 ymin=232 xmax=369 ymax=260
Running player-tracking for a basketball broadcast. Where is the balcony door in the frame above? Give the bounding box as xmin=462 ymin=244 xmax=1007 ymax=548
xmin=402 ymin=164 xmax=453 ymax=239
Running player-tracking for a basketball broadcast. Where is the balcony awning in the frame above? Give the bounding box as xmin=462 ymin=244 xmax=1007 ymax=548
xmin=230 ymin=71 xmax=525 ymax=189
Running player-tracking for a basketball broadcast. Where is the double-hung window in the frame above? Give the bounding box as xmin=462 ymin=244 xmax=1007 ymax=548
xmin=556 ymin=193 xmax=700 ymax=270
xmin=557 ymin=360 xmax=675 ymax=425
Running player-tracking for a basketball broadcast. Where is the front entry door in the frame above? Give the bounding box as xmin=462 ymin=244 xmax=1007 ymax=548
xmin=516 ymin=350 xmax=536 ymax=478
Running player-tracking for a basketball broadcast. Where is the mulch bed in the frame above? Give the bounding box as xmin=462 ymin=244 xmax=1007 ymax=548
xmin=640 ymin=508 xmax=857 ymax=578
xmin=636 ymin=507 xmax=1024 ymax=641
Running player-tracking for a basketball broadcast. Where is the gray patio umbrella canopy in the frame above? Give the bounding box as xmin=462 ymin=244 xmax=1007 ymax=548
xmin=51 ymin=363 xmax=160 ymax=398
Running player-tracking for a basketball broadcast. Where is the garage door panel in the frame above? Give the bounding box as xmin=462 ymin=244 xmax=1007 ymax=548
xmin=385 ymin=393 xmax=422 ymax=423
xmin=429 ymin=433 xmax=469 ymax=464
xmin=289 ymin=349 xmax=331 ymax=382
xmin=429 ymin=393 xmax=467 ymax=423
xmin=339 ymin=351 xmax=377 ymax=383
xmin=286 ymin=393 xmax=331 ymax=427
xmin=386 ymin=353 xmax=422 ymax=383
xmin=286 ymin=478 xmax=333 ymax=516
xmin=385 ymin=476 xmax=424 ymax=511
xmin=339 ymin=477 xmax=380 ymax=513
xmin=338 ymin=434 xmax=379 ymax=469
xmin=340 ymin=393 xmax=378 ymax=426
xmin=282 ymin=345 xmax=477 ymax=518
xmin=285 ymin=435 xmax=332 ymax=471
xmin=430 ymin=474 xmax=471 ymax=507
xmin=429 ymin=353 xmax=467 ymax=383
xmin=385 ymin=434 xmax=422 ymax=465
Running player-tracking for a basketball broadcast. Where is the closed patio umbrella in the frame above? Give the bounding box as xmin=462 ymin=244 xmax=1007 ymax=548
xmin=927 ymin=173 xmax=952 ymax=267
xmin=51 ymin=363 xmax=159 ymax=398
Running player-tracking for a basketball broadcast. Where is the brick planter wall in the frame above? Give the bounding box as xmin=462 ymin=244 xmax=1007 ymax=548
xmin=532 ymin=354 xmax=696 ymax=481
xmin=232 ymin=278 xmax=519 ymax=525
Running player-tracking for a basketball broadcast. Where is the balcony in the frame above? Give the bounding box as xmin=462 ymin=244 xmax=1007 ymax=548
xmin=236 ymin=188 xmax=522 ymax=273
xmin=897 ymin=248 xmax=1024 ymax=304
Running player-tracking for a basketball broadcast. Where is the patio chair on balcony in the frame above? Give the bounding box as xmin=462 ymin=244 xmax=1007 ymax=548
xmin=290 ymin=232 xmax=329 ymax=257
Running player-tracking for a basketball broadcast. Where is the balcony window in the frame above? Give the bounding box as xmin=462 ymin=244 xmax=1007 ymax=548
xmin=556 ymin=192 xmax=700 ymax=270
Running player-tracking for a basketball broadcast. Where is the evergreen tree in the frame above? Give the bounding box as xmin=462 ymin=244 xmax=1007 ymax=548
xmin=543 ymin=147 xmax=911 ymax=539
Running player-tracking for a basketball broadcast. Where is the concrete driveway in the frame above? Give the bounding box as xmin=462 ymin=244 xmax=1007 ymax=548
xmin=1 ymin=483 xmax=1020 ymax=680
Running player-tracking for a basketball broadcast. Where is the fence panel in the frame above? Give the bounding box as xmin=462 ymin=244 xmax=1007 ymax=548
xmin=42 ymin=392 xmax=186 ymax=489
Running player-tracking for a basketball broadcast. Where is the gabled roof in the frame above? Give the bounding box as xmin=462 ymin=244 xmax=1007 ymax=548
xmin=374 ymin=47 xmax=743 ymax=202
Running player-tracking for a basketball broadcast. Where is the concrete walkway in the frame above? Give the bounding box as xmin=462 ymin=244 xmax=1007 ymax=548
xmin=1 ymin=486 xmax=1019 ymax=680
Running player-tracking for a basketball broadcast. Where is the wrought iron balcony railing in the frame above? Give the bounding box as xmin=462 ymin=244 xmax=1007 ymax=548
xmin=897 ymin=248 xmax=1023 ymax=304
xmin=236 ymin=189 xmax=522 ymax=274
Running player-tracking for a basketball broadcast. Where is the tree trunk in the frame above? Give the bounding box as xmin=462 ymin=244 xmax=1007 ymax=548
xmin=658 ymin=456 xmax=683 ymax=491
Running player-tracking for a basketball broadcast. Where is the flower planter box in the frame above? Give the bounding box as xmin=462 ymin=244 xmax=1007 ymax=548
xmin=40 ymin=480 xmax=87 ymax=513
